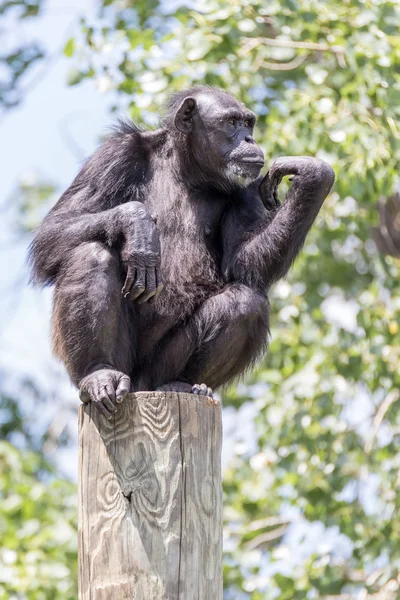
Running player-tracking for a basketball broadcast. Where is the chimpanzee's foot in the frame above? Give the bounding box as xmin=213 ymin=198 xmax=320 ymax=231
xmin=191 ymin=383 xmax=213 ymax=398
xmin=79 ymin=368 xmax=131 ymax=420
xmin=157 ymin=381 xmax=193 ymax=394
xmin=157 ymin=381 xmax=213 ymax=398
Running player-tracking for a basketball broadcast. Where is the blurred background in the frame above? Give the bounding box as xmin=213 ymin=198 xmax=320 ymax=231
xmin=1 ymin=0 xmax=400 ymax=598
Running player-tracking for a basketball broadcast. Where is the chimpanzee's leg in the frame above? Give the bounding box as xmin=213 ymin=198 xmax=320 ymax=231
xmin=140 ymin=284 xmax=270 ymax=393
xmin=183 ymin=285 xmax=269 ymax=388
xmin=52 ymin=242 xmax=133 ymax=418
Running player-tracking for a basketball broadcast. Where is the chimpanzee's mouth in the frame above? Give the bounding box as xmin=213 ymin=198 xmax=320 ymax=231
xmin=238 ymin=158 xmax=265 ymax=167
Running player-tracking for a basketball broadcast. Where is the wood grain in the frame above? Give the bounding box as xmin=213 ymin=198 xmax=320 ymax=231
xmin=78 ymin=392 xmax=222 ymax=600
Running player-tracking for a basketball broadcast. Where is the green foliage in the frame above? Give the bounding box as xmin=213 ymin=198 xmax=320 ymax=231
xmin=0 ymin=442 xmax=77 ymax=600
xmin=0 ymin=0 xmax=41 ymax=18
xmin=0 ymin=377 xmax=77 ymax=599
xmin=0 ymin=0 xmax=45 ymax=109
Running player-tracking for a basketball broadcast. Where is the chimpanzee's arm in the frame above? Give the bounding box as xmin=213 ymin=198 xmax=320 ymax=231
xmin=223 ymin=157 xmax=335 ymax=289
xmin=28 ymin=124 xmax=163 ymax=302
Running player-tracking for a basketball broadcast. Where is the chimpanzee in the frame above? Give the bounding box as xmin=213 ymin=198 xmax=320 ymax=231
xmin=29 ymin=86 xmax=335 ymax=419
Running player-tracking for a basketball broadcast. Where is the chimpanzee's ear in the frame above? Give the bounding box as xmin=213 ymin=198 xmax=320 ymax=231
xmin=174 ymin=97 xmax=197 ymax=134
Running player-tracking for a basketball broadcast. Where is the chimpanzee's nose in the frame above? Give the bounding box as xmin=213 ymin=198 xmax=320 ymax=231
xmin=245 ymin=135 xmax=255 ymax=143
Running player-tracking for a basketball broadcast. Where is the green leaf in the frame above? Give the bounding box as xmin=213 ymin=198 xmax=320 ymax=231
xmin=63 ymin=37 xmax=75 ymax=58
xmin=67 ymin=68 xmax=86 ymax=86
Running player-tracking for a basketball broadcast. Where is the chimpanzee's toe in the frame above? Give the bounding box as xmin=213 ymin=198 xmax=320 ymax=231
xmin=191 ymin=383 xmax=213 ymax=398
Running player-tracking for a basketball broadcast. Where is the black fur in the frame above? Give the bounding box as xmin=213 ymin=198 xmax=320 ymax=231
xmin=29 ymin=86 xmax=334 ymax=419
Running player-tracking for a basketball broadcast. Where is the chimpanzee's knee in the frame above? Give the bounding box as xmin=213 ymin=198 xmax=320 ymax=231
xmin=194 ymin=283 xmax=270 ymax=348
xmin=217 ymin=283 xmax=269 ymax=332
xmin=52 ymin=243 xmax=122 ymax=298
xmin=228 ymin=284 xmax=270 ymax=348
xmin=231 ymin=284 xmax=269 ymax=322
xmin=65 ymin=242 xmax=119 ymax=279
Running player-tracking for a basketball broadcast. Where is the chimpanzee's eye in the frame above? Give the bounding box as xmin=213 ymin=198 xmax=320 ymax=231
xmin=244 ymin=119 xmax=250 ymax=128
xmin=228 ymin=117 xmax=236 ymax=126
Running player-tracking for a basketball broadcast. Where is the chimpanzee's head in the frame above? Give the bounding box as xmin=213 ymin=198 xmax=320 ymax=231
xmin=165 ymin=86 xmax=265 ymax=190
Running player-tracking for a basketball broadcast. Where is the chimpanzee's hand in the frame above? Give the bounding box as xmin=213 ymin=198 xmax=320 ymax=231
xmin=79 ymin=368 xmax=131 ymax=419
xmin=259 ymin=157 xmax=335 ymax=210
xmin=119 ymin=202 xmax=164 ymax=303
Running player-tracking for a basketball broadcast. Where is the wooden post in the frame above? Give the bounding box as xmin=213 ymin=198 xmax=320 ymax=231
xmin=78 ymin=391 xmax=223 ymax=600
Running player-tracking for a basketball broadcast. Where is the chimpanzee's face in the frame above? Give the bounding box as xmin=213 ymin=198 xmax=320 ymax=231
xmin=174 ymin=91 xmax=265 ymax=187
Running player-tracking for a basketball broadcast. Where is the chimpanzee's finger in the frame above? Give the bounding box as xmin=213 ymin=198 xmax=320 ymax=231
xmin=94 ymin=399 xmax=113 ymax=420
xmin=269 ymin=158 xmax=298 ymax=178
xmin=105 ymin=383 xmax=116 ymax=405
xmin=116 ymin=375 xmax=131 ymax=403
xmin=137 ymin=268 xmax=157 ymax=303
xmin=259 ymin=170 xmax=283 ymax=210
xmin=79 ymin=388 xmax=91 ymax=403
xmin=129 ymin=267 xmax=146 ymax=301
xmin=155 ymin=274 xmax=164 ymax=296
xmin=269 ymin=156 xmax=324 ymax=179
xmin=149 ymin=269 xmax=164 ymax=304
xmin=100 ymin=388 xmax=117 ymax=413
xmin=122 ymin=266 xmax=136 ymax=298
xmin=92 ymin=382 xmax=113 ymax=419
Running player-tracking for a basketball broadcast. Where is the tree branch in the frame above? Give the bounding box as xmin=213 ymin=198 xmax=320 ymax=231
xmin=261 ymin=53 xmax=309 ymax=71
xmin=239 ymin=37 xmax=346 ymax=68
